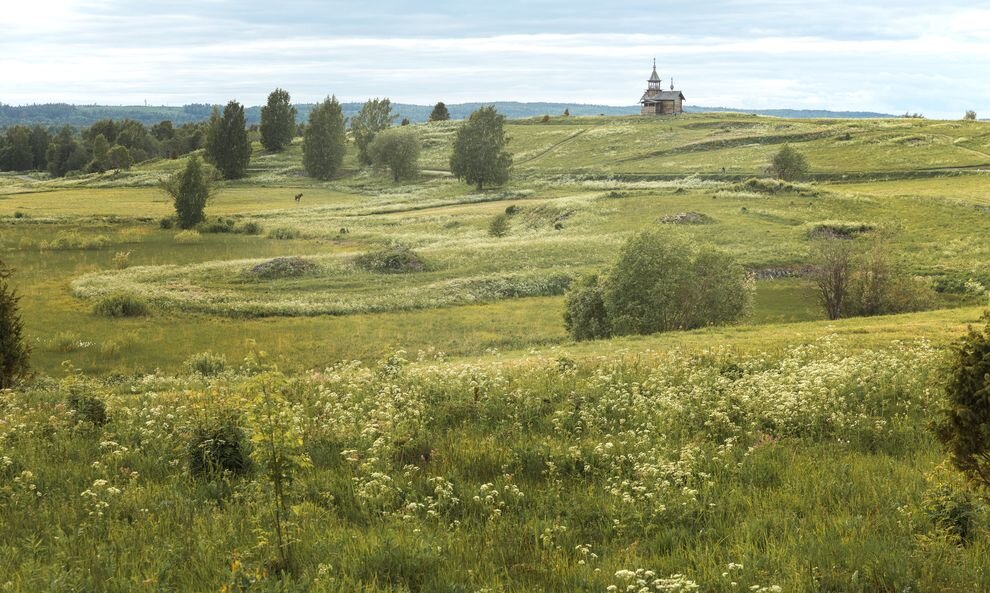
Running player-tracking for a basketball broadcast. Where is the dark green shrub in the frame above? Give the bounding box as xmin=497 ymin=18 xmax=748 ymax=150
xmin=187 ymin=415 xmax=251 ymax=478
xmin=183 ymin=351 xmax=227 ymax=376
xmin=806 ymin=221 xmax=875 ymax=240
xmin=67 ymin=392 xmax=109 ymax=426
xmin=13 ymin=211 xmax=26 ymax=219
xmin=564 ymin=274 xmax=612 ymax=341
xmin=198 ymin=217 xmax=236 ymax=233
xmin=0 ymin=261 xmax=30 ymax=389
xmin=922 ymin=480 xmax=977 ymax=543
xmin=93 ymin=294 xmax=150 ymax=318
xmin=935 ymin=316 xmax=990 ymax=493
xmin=489 ymin=213 xmax=510 ymax=237
xmin=504 ymin=204 xmax=520 ymax=216
xmin=159 ymin=216 xmax=175 ymax=229
xmin=355 ymin=244 xmax=425 ymax=273
xmin=740 ymin=177 xmax=817 ymax=196
xmin=238 ymin=221 xmax=263 ymax=235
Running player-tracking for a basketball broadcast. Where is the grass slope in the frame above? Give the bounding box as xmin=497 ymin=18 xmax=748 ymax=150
xmin=1 ymin=112 xmax=989 ymax=591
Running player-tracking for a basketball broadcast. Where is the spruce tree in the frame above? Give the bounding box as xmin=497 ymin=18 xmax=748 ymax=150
xmin=0 ymin=261 xmax=30 ymax=389
xmin=449 ymin=106 xmax=512 ymax=190
xmin=429 ymin=101 xmax=450 ymax=122
xmin=302 ymin=96 xmax=346 ymax=180
xmin=205 ymin=100 xmax=251 ymax=179
xmin=260 ymin=88 xmax=297 ymax=152
xmin=162 ymin=155 xmax=214 ymax=228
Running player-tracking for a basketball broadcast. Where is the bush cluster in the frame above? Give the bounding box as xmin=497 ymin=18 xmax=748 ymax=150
xmin=248 ymin=257 xmax=319 ymax=280
xmin=67 ymin=392 xmax=109 ymax=426
xmin=187 ymin=415 xmax=251 ymax=478
xmin=183 ymin=351 xmax=228 ymax=376
xmin=935 ymin=316 xmax=990 ymax=493
xmin=197 ymin=217 xmax=263 ymax=235
xmin=93 ymin=293 xmax=150 ymax=318
xmin=355 ymin=244 xmax=426 ymax=274
xmin=564 ymin=230 xmax=751 ymax=340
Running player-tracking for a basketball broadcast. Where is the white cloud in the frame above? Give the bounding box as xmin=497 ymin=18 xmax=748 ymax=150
xmin=1 ymin=2 xmax=987 ymax=118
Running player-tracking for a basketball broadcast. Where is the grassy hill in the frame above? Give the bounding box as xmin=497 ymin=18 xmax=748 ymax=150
xmin=2 ymin=112 xmax=990 ymax=592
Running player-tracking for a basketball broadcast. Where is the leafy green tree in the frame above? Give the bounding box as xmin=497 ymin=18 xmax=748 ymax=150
xmin=964 ymin=110 xmax=977 ymax=121
xmin=369 ymin=127 xmax=420 ymax=181
xmin=603 ymin=230 xmax=750 ymax=335
xmin=89 ymin=133 xmax=110 ymax=172
xmin=161 ymin=155 xmax=215 ymax=228
xmin=770 ymin=144 xmax=810 ymax=181
xmin=151 ymin=120 xmax=175 ymax=141
xmin=449 ymin=106 xmax=512 ymax=190
xmin=302 ymin=96 xmax=346 ymax=180
xmin=564 ymin=274 xmax=611 ymax=341
xmin=0 ymin=126 xmax=34 ymax=171
xmin=429 ymin=101 xmax=450 ymax=122
xmin=260 ymin=88 xmax=297 ymax=152
xmin=0 ymin=260 xmax=30 ymax=389
xmin=86 ymin=119 xmax=119 ymax=144
xmin=108 ymin=145 xmax=134 ymax=170
xmin=205 ymin=100 xmax=251 ymax=179
xmin=351 ymin=97 xmax=396 ymax=165
xmin=29 ymin=126 xmax=51 ymax=170
xmin=46 ymin=126 xmax=88 ymax=177
xmin=936 ymin=316 xmax=990 ymax=492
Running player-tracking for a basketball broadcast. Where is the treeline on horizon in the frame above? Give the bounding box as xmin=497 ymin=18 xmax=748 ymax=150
xmin=0 ymin=101 xmax=901 ymax=130
xmin=0 ymin=101 xmax=641 ymax=129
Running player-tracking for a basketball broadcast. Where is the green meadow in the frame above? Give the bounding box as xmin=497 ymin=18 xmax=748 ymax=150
xmin=2 ymin=112 xmax=990 ymax=592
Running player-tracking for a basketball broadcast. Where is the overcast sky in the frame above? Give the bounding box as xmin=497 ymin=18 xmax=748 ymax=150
xmin=2 ymin=0 xmax=988 ymax=118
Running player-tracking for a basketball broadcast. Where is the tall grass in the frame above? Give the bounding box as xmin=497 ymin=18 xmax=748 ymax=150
xmin=1 ymin=339 xmax=987 ymax=591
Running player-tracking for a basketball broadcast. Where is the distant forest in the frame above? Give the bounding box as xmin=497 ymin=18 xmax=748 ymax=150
xmin=0 ymin=102 xmax=895 ymax=129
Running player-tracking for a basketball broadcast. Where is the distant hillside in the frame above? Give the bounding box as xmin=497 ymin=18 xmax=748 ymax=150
xmin=685 ymin=106 xmax=896 ymax=119
xmin=0 ymin=101 xmax=896 ymax=128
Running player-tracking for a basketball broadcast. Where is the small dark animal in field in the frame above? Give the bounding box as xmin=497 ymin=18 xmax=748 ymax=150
xmin=294 ymin=193 xmax=303 ymax=204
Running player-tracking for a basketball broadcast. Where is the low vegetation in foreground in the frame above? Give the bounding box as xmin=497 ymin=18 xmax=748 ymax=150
xmin=3 ymin=334 xmax=990 ymax=592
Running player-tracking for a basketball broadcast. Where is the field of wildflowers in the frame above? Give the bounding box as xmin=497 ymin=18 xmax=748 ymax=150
xmin=2 ymin=338 xmax=988 ymax=591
